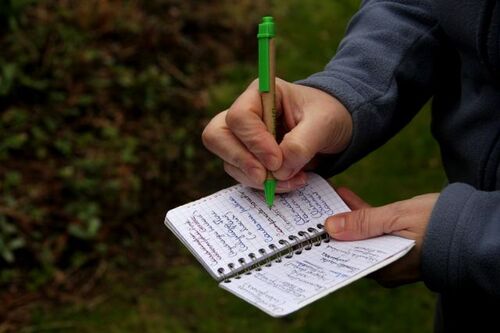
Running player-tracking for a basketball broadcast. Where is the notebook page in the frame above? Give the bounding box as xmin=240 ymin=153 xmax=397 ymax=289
xmin=220 ymin=235 xmax=414 ymax=317
xmin=165 ymin=173 xmax=349 ymax=280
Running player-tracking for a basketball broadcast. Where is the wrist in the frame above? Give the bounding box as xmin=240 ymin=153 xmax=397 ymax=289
xmin=290 ymin=83 xmax=353 ymax=154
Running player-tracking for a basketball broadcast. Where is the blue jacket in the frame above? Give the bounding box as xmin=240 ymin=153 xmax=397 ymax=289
xmin=298 ymin=0 xmax=500 ymax=331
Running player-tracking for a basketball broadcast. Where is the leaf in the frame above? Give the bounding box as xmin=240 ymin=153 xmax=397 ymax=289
xmin=8 ymin=237 xmax=25 ymax=250
xmin=0 ymin=63 xmax=16 ymax=95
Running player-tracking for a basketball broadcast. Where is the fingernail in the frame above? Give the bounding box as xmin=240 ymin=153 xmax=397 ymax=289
xmin=276 ymin=179 xmax=292 ymax=191
xmin=326 ymin=217 xmax=345 ymax=234
xmin=292 ymin=174 xmax=307 ymax=188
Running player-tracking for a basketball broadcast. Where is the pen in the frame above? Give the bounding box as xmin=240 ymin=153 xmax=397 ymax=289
xmin=258 ymin=16 xmax=276 ymax=208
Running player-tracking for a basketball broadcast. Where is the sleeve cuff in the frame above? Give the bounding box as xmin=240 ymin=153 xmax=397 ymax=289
xmin=296 ymin=73 xmax=368 ymax=114
xmin=422 ymin=182 xmax=475 ymax=292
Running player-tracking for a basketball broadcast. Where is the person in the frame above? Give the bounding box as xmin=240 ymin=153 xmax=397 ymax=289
xmin=201 ymin=0 xmax=500 ymax=331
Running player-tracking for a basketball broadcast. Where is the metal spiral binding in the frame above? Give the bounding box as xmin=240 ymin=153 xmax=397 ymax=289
xmin=222 ymin=251 xmax=264 ymax=283
xmin=297 ymin=231 xmax=312 ymax=252
xmin=220 ymin=225 xmax=329 ymax=283
xmin=247 ymin=252 xmax=259 ymax=273
xmin=278 ymin=239 xmax=293 ymax=259
xmin=217 ymin=267 xmax=228 ymax=281
xmin=289 ymin=235 xmax=302 ymax=256
xmin=307 ymin=226 xmax=330 ymax=246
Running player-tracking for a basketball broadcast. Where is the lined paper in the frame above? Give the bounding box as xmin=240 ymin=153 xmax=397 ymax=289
xmin=165 ymin=173 xmax=350 ymax=279
xmin=220 ymin=235 xmax=414 ymax=317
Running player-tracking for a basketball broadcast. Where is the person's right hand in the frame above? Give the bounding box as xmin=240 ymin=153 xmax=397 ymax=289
xmin=202 ymin=78 xmax=352 ymax=192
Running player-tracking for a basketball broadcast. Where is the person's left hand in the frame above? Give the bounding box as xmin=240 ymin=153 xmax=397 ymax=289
xmin=324 ymin=187 xmax=439 ymax=287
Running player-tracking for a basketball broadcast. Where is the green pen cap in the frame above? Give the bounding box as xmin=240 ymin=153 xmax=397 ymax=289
xmin=257 ymin=16 xmax=275 ymax=38
xmin=258 ymin=16 xmax=275 ymax=92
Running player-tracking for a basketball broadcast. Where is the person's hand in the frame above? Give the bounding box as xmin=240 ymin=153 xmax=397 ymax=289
xmin=325 ymin=187 xmax=439 ymax=287
xmin=202 ymin=78 xmax=352 ymax=192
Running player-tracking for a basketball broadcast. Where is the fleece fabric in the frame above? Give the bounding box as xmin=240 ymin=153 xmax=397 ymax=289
xmin=297 ymin=1 xmax=500 ymax=331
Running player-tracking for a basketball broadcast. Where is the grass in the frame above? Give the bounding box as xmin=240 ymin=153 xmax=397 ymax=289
xmin=27 ymin=265 xmax=435 ymax=333
xmin=27 ymin=0 xmax=444 ymax=332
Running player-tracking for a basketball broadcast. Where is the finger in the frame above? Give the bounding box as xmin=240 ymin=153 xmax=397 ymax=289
xmin=324 ymin=203 xmax=400 ymax=241
xmin=336 ymin=187 xmax=371 ymax=210
xmin=224 ymin=163 xmax=308 ymax=193
xmin=273 ymin=113 xmax=332 ymax=180
xmin=202 ymin=111 xmax=266 ymax=182
xmin=225 ymin=81 xmax=282 ymax=171
xmin=275 ymin=171 xmax=308 ymax=192
xmin=224 ymin=162 xmax=263 ymax=188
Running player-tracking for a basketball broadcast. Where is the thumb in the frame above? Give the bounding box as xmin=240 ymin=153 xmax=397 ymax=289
xmin=273 ymin=117 xmax=327 ymax=180
xmin=273 ymin=86 xmax=352 ymax=181
xmin=324 ymin=204 xmax=398 ymax=241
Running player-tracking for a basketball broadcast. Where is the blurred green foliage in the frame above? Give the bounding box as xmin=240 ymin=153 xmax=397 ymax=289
xmin=0 ymin=0 xmax=267 ymax=287
xmin=1 ymin=0 xmax=446 ymax=331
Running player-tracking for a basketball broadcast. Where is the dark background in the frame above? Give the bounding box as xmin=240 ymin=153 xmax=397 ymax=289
xmin=0 ymin=1 xmax=444 ymax=332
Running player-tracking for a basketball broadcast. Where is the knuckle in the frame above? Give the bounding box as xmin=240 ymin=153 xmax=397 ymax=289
xmin=347 ymin=209 xmax=369 ymax=235
xmin=201 ymin=125 xmax=216 ymax=148
xmin=230 ymin=152 xmax=248 ymax=171
xmin=244 ymin=131 xmax=268 ymax=154
xmin=344 ymin=214 xmax=358 ymax=233
xmin=357 ymin=209 xmax=372 ymax=235
xmin=385 ymin=202 xmax=407 ymax=232
xmin=226 ymin=150 xmax=254 ymax=177
xmin=225 ymin=108 xmax=243 ymax=129
xmin=201 ymin=112 xmax=226 ymax=149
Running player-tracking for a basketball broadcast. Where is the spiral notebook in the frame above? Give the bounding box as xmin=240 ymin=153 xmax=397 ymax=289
xmin=165 ymin=173 xmax=414 ymax=317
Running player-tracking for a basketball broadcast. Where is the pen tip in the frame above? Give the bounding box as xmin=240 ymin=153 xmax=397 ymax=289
xmin=264 ymin=179 xmax=276 ymax=209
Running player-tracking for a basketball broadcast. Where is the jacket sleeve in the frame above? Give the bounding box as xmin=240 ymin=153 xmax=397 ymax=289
xmin=296 ymin=0 xmax=442 ymax=176
xmin=422 ymin=183 xmax=500 ymax=296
